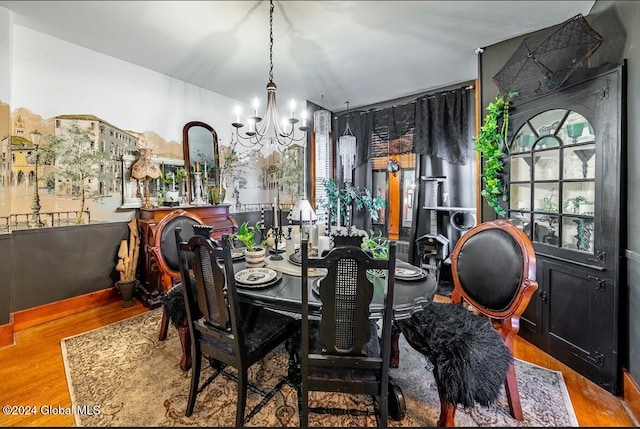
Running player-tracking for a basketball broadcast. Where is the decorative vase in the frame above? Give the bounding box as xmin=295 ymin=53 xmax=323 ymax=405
xmin=209 ymin=186 xmax=226 ymax=205
xmin=244 ymin=247 xmax=266 ymax=268
xmin=115 ymin=280 xmax=138 ymax=308
xmin=209 ymin=186 xmax=220 ymax=204
xmin=165 ymin=190 xmax=180 ymax=203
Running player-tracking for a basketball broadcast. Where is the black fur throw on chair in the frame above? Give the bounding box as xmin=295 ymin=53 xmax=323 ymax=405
xmin=160 ymin=276 xmax=200 ymax=328
xmin=395 ymin=301 xmax=512 ymax=425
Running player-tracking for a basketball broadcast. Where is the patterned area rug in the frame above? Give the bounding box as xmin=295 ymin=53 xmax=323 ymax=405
xmin=61 ymin=309 xmax=578 ymax=427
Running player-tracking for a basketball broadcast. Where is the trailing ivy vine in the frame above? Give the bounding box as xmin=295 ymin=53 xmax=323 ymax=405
xmin=474 ymin=92 xmax=517 ymax=217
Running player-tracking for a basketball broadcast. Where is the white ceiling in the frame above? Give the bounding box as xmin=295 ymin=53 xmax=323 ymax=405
xmin=0 ymin=0 xmax=595 ymax=112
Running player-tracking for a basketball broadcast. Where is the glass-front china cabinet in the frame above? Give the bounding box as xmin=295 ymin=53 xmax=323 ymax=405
xmin=504 ymin=64 xmax=625 ymax=395
xmin=509 ymin=109 xmax=596 ymax=253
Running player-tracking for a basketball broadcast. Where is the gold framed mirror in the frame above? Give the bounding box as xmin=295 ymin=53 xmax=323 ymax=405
xmin=182 ymin=121 xmax=220 ymax=205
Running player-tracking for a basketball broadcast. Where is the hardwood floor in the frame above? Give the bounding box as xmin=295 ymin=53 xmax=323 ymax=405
xmin=0 ymin=298 xmax=636 ymax=427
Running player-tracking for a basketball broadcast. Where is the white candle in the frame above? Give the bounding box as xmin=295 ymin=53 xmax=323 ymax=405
xmin=172 ymin=175 xmax=175 ymax=191
xmin=273 ymin=197 xmax=278 ymax=228
xmin=204 ymin=161 xmax=207 ymax=181
xmin=336 ymin=198 xmax=341 ymax=228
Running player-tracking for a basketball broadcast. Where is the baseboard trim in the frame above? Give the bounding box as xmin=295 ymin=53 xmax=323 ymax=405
xmin=623 ymin=369 xmax=640 ymax=423
xmin=0 ymin=321 xmax=15 ymax=348
xmin=0 ymin=288 xmax=120 ymax=348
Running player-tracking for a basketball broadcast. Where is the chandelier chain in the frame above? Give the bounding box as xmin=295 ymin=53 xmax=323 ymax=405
xmin=231 ymin=0 xmax=308 ymax=153
xmin=269 ymin=0 xmax=274 ymax=83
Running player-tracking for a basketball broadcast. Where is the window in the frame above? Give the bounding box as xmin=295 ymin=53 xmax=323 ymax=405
xmin=314 ymin=131 xmax=331 ymax=222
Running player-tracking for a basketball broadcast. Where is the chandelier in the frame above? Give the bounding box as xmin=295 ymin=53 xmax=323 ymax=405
xmin=231 ymin=0 xmax=309 ymax=152
xmin=313 ymin=95 xmax=331 ymax=150
xmin=338 ymin=102 xmax=357 ymax=183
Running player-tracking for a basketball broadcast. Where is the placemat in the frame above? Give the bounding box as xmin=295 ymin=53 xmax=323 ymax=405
xmin=264 ymin=254 xmax=325 ymax=277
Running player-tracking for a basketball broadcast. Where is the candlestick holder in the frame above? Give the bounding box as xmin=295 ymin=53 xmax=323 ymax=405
xmin=191 ymin=171 xmax=207 ymax=205
xmin=270 ymin=226 xmax=285 ymax=260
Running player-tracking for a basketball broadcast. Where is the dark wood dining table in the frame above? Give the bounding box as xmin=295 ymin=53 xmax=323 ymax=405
xmin=234 ymin=256 xmax=437 ymax=322
xmin=233 ymin=254 xmax=438 ymax=420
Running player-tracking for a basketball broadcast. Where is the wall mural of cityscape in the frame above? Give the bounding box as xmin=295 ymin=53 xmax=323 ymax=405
xmin=0 ymin=102 xmax=292 ymax=233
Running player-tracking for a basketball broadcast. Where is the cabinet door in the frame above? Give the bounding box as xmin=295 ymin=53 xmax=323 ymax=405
xmin=505 ymin=65 xmax=624 ymax=395
xmin=541 ymin=258 xmax=619 ymax=393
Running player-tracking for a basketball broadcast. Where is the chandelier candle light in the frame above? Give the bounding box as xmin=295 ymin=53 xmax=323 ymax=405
xmin=231 ymin=0 xmax=309 ymax=152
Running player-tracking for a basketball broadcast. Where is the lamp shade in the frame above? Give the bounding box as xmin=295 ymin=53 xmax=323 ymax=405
xmin=132 ymin=148 xmax=161 ymax=180
xmin=288 ymin=198 xmax=317 ymax=222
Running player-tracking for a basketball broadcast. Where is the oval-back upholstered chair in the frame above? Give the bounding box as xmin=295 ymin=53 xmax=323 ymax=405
xmin=449 ymin=219 xmax=538 ymax=421
xmin=151 ymin=209 xmax=204 ymax=365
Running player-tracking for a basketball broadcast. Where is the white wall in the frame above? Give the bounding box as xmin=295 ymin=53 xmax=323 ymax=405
xmin=6 ymin=23 xmax=284 ymax=222
xmin=0 ymin=7 xmax=10 ymax=103
xmin=12 ymin=25 xmax=240 ymax=148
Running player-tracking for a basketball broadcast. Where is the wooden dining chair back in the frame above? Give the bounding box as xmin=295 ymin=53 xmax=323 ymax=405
xmin=175 ymin=229 xmax=297 ymax=426
xmin=153 ymin=209 xmax=205 ymax=344
xmin=299 ymin=238 xmax=397 ymax=427
xmin=449 ymin=219 xmax=538 ymax=421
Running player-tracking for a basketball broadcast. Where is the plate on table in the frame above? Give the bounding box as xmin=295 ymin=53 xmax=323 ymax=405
xmin=394 ymin=264 xmax=428 ymax=281
xmin=289 ymin=250 xmax=318 ymax=266
xmin=289 ymin=251 xmax=302 ymax=266
xmin=311 ymin=277 xmax=322 ymax=297
xmin=234 ymin=267 xmax=282 ymax=289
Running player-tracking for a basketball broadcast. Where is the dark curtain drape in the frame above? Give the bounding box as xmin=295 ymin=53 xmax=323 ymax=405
xmin=408 ymin=87 xmax=475 ymax=265
xmin=373 ymin=103 xmax=415 ymax=153
xmin=414 ymin=87 xmax=469 ymax=165
xmin=333 ymin=85 xmax=475 ymax=261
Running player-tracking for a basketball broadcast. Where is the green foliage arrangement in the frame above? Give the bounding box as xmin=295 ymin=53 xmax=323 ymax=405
xmin=320 ymin=178 xmax=386 ymax=225
xmin=229 ymin=221 xmax=264 ymax=251
xmin=361 ymin=229 xmax=389 ymax=259
xmin=473 ymin=92 xmax=517 ymax=218
xmin=565 ymin=195 xmax=588 ymax=214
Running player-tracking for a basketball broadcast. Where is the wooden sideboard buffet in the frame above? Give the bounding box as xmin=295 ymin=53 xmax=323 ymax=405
xmin=136 ymin=204 xmax=237 ymax=308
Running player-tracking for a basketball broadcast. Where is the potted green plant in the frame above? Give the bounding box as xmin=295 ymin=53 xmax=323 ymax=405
xmin=174 ymin=167 xmax=188 ymax=198
xmin=163 ymin=171 xmax=180 ymax=204
xmin=229 ymin=221 xmax=266 ymax=267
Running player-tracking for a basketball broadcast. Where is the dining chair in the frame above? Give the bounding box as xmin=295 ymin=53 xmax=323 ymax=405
xmin=175 ymin=228 xmax=298 ymax=426
xmin=395 ymin=300 xmax=513 ymax=427
xmin=152 ymin=208 xmax=205 ymax=348
xmin=448 ymin=218 xmax=538 ymax=421
xmin=299 ymin=238 xmax=397 ymax=427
